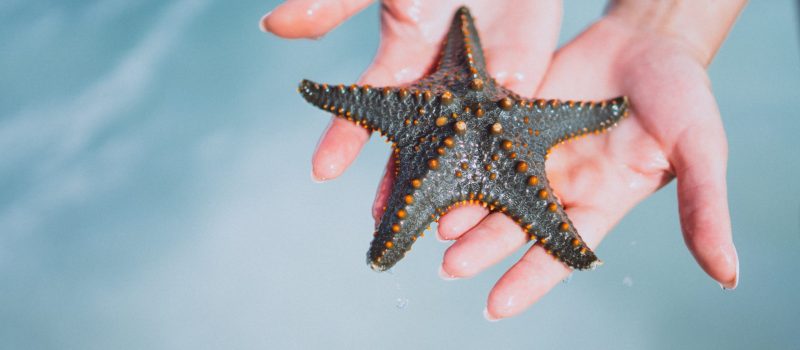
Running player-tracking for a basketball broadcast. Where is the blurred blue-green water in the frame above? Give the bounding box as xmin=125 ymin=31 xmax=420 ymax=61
xmin=1 ymin=0 xmax=798 ymax=349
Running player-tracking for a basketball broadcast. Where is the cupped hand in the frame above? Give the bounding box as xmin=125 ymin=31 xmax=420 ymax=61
xmin=262 ymin=0 xmax=739 ymax=320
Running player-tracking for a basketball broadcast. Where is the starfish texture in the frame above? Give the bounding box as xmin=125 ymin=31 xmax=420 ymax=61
xmin=298 ymin=7 xmax=628 ymax=271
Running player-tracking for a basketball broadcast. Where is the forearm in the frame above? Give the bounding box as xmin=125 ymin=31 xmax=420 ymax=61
xmin=607 ymin=0 xmax=748 ymax=65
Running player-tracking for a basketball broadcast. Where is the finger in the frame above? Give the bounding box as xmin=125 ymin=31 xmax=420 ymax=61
xmin=311 ymin=117 xmax=370 ymax=181
xmin=485 ymin=246 xmax=568 ymax=320
xmin=437 ymin=205 xmax=489 ymax=241
xmin=671 ymin=105 xmax=738 ymax=289
xmin=371 ymin=154 xmax=396 ymax=222
xmin=441 ymin=213 xmax=526 ymax=278
xmin=486 ymin=205 xmax=609 ymax=319
xmin=260 ymin=0 xmax=374 ymax=38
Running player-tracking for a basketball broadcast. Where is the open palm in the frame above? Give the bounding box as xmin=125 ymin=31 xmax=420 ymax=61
xmin=262 ymin=0 xmax=738 ymax=319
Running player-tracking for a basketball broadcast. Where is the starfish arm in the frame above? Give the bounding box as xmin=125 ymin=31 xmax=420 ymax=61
xmin=416 ymin=7 xmax=495 ymax=94
xmin=299 ymin=79 xmax=459 ymax=142
xmin=368 ymin=179 xmax=438 ymax=271
xmin=493 ymin=161 xmax=601 ymax=270
xmin=368 ymin=144 xmax=465 ymax=271
xmin=533 ymin=96 xmax=629 ymax=148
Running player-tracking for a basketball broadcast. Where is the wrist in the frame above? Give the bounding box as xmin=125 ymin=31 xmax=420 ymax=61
xmin=605 ymin=0 xmax=747 ymax=65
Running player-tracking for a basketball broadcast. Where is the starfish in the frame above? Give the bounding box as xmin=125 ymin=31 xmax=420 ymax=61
xmin=298 ymin=6 xmax=628 ymax=271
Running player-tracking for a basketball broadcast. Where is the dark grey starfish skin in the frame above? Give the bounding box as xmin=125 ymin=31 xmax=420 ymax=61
xmin=298 ymin=7 xmax=628 ymax=271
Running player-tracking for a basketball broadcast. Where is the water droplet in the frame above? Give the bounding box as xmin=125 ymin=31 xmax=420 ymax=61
xmin=390 ymin=269 xmax=408 ymax=310
xmin=561 ymin=273 xmax=573 ymax=284
xmin=622 ymin=276 xmax=634 ymax=287
xmin=396 ymin=297 xmax=409 ymax=310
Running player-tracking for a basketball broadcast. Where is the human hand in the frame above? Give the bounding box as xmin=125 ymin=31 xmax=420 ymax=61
xmin=261 ymin=0 xmax=742 ymax=319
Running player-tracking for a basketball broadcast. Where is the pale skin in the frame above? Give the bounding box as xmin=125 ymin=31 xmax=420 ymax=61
xmin=261 ymin=0 xmax=744 ymax=319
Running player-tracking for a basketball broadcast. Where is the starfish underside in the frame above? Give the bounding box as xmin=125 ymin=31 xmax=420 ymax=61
xmin=298 ymin=6 xmax=628 ymax=271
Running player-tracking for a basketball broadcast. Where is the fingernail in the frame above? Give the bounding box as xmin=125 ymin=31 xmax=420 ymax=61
xmin=720 ymin=246 xmax=740 ymax=290
xmin=311 ymin=151 xmax=342 ymax=182
xmin=438 ymin=266 xmax=458 ymax=281
xmin=310 ymin=169 xmax=327 ymax=183
xmin=720 ymin=257 xmax=739 ymax=290
xmin=259 ymin=11 xmax=272 ymax=33
xmin=483 ymin=307 xmax=500 ymax=322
